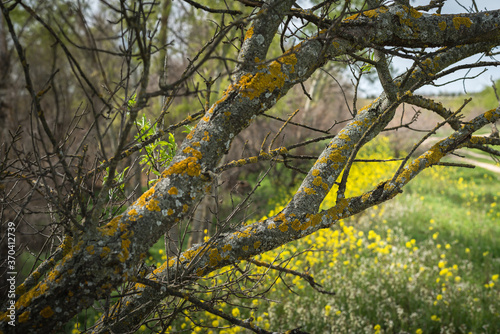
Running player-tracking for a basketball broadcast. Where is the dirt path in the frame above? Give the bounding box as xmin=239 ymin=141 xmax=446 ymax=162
xmin=447 ymin=155 xmax=500 ymax=175
xmin=422 ymin=138 xmax=500 ymax=175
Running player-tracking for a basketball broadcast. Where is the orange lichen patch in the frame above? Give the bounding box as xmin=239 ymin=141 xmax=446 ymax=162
xmin=168 ymin=187 xmax=178 ymax=195
xmin=483 ymin=108 xmax=498 ymax=121
xmin=235 ymin=226 xmax=253 ymax=239
xmin=40 ymin=306 xmax=54 ymax=318
xmin=254 ymin=241 xmax=262 ymax=249
xmin=167 ymin=208 xmax=174 ymax=216
xmin=181 ymin=247 xmax=204 ymax=263
xmin=236 ymin=53 xmax=297 ymax=100
xmin=183 ymin=204 xmax=189 ymax=213
xmin=312 ymin=176 xmax=323 ymax=187
xmin=196 ymin=268 xmax=205 ymax=277
xmin=438 ymin=21 xmax=447 ymax=31
xmin=222 ymin=244 xmax=232 ymax=252
xmin=137 ymin=187 xmax=156 ymax=207
xmin=452 ymin=16 xmax=472 ymax=30
xmin=291 ymin=219 xmax=301 ymax=231
xmin=278 ymin=222 xmax=289 ymax=232
xmin=344 ymin=13 xmax=361 ymax=21
xmin=32 ymin=270 xmax=42 ymax=280
xmin=312 ymin=169 xmax=320 ymax=176
xmin=202 ymin=131 xmax=210 ymax=142
xmin=202 ymin=115 xmax=210 ymax=122
xmin=118 ymin=234 xmax=132 ymax=262
xmin=424 ymin=147 xmax=444 ymax=167
xmin=18 ymin=311 xmax=30 ymax=323
xmin=208 ymin=248 xmax=222 ymax=266
xmin=249 ymin=156 xmax=258 ymax=163
xmin=242 ymin=245 xmax=249 ymax=252
xmin=98 ymin=215 xmax=123 ymax=236
xmin=16 ymin=281 xmax=49 ymax=308
xmin=409 ymin=7 xmax=422 ymax=18
xmin=329 ymin=150 xmax=346 ymax=164
xmin=128 ymin=208 xmax=138 ymax=217
xmin=100 ymin=246 xmax=111 ymax=258
xmin=337 ymin=132 xmax=351 ymax=141
xmin=304 ymin=187 xmax=316 ymax=195
xmin=245 ymin=26 xmax=254 ymax=40
xmin=162 ymin=157 xmax=201 ymax=178
xmin=326 ymin=198 xmax=349 ymax=220
xmin=59 ymin=235 xmax=73 ymax=255
xmin=300 ymin=220 xmax=311 ymax=231
xmin=183 ymin=146 xmax=202 ymax=159
xmin=153 ymin=258 xmax=177 ymax=275
xmin=86 ymin=245 xmax=95 ymax=255
xmin=277 ymin=146 xmax=288 ymax=154
xmin=16 ymin=283 xmax=26 ymax=296
xmin=345 ymin=6 xmax=388 ymax=21
xmin=146 ymin=198 xmax=161 ymax=212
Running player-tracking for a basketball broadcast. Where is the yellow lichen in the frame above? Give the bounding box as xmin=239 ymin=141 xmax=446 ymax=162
xmin=137 ymin=187 xmax=156 ymax=207
xmin=438 ymin=21 xmax=447 ymax=31
xmin=236 ymin=53 xmax=297 ymax=100
xmin=118 ymin=237 xmax=131 ymax=262
xmin=312 ymin=176 xmax=323 ymax=187
xmin=254 ymin=241 xmax=261 ymax=249
xmin=409 ymin=8 xmax=422 ymax=19
xmin=452 ymin=16 xmax=472 ymax=30
xmin=98 ymin=215 xmax=123 ymax=236
xmin=100 ymin=246 xmax=111 ymax=258
xmin=146 ymin=198 xmax=161 ymax=212
xmin=86 ymin=245 xmax=95 ymax=255
xmin=483 ymin=108 xmax=497 ymax=121
xmin=304 ymin=187 xmax=316 ymax=195
xmin=17 ymin=281 xmax=48 ymax=308
xmin=162 ymin=157 xmax=201 ymax=178
xmin=245 ymin=26 xmax=254 ymax=40
xmin=202 ymin=131 xmax=210 ymax=142
xmin=59 ymin=235 xmax=73 ymax=255
xmin=168 ymin=187 xmax=178 ymax=195
xmin=18 ymin=311 xmax=30 ymax=323
xmin=182 ymin=147 xmax=202 ymax=160
xmin=291 ymin=219 xmax=301 ymax=231
xmin=208 ymin=248 xmax=222 ymax=266
xmin=40 ymin=306 xmax=54 ymax=318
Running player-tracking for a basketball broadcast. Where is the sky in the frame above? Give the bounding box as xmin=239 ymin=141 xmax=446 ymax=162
xmin=358 ymin=0 xmax=500 ymax=97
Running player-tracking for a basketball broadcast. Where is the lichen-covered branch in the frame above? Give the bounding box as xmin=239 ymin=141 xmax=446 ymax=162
xmin=3 ymin=2 xmax=500 ymax=333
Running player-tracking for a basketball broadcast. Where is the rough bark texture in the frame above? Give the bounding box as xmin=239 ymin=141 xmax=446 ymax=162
xmin=1 ymin=2 xmax=500 ymax=333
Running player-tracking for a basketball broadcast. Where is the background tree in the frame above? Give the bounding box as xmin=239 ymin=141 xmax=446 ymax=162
xmin=1 ymin=0 xmax=499 ymax=333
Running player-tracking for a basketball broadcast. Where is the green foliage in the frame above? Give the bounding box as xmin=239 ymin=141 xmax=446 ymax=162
xmin=134 ymin=114 xmax=177 ymax=186
xmin=102 ymin=166 xmax=129 ymax=200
